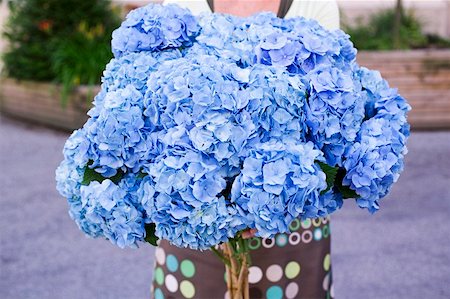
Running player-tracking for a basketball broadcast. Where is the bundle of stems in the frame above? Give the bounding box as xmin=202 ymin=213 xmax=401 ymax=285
xmin=211 ymin=236 xmax=251 ymax=299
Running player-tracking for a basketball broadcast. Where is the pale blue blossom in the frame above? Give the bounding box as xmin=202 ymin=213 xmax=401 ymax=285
xmin=111 ymin=4 xmax=200 ymax=57
xmin=56 ymin=3 xmax=410 ymax=250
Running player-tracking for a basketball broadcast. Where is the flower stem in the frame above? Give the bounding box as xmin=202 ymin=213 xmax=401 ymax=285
xmin=211 ymin=246 xmax=231 ymax=267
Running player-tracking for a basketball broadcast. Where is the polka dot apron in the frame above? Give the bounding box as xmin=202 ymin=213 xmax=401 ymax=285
xmin=152 ymin=217 xmax=333 ymax=299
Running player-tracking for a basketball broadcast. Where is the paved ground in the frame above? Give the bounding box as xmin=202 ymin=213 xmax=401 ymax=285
xmin=1 ymin=115 xmax=449 ymax=299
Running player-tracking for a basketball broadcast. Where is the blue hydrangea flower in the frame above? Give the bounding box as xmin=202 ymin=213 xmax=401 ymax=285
xmin=342 ymin=79 xmax=410 ymax=213
xmin=231 ymin=140 xmax=327 ymax=238
xmin=137 ymin=159 xmax=245 ymax=250
xmin=111 ymin=4 xmax=200 ymax=57
xmin=56 ymin=3 xmax=410 ymax=250
xmin=83 ymin=85 xmax=149 ymax=176
xmin=303 ymin=188 xmax=343 ymax=219
xmin=78 ymin=178 xmax=145 ymax=248
xmin=304 ymin=65 xmax=366 ymax=166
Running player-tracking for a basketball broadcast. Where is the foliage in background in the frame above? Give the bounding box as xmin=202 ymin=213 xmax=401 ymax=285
xmin=2 ymin=0 xmax=119 ymax=88
xmin=51 ymin=22 xmax=114 ymax=105
xmin=344 ymin=8 xmax=450 ymax=50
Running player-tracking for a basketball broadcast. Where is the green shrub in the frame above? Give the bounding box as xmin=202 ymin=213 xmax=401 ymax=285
xmin=344 ymin=9 xmax=428 ymax=50
xmin=2 ymin=0 xmax=119 ymax=84
xmin=425 ymin=34 xmax=450 ymax=49
xmin=51 ymin=22 xmax=114 ymax=105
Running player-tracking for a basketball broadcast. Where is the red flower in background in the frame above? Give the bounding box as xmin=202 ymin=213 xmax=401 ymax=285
xmin=38 ymin=20 xmax=53 ymax=32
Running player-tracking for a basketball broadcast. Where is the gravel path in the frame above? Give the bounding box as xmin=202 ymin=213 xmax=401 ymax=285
xmin=1 ymin=115 xmax=449 ymax=299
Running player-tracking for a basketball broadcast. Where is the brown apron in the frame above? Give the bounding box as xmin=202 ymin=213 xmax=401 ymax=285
xmin=151 ymin=217 xmax=333 ymax=299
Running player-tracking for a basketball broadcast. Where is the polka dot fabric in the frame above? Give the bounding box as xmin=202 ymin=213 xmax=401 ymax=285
xmin=152 ymin=217 xmax=333 ymax=299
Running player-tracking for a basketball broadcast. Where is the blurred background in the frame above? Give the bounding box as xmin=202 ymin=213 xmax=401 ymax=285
xmin=0 ymin=0 xmax=449 ymax=298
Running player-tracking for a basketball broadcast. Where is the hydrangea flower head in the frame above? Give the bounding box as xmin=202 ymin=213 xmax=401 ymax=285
xmin=111 ymin=4 xmax=200 ymax=57
xmin=56 ymin=3 xmax=410 ymax=249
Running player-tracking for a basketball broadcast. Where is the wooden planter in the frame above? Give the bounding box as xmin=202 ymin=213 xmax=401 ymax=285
xmin=0 ymin=78 xmax=99 ymax=131
xmin=1 ymin=49 xmax=449 ymax=130
xmin=358 ymin=50 xmax=450 ymax=130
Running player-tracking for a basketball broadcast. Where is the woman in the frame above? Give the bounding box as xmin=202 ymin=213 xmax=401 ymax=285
xmin=152 ymin=1 xmax=339 ymax=298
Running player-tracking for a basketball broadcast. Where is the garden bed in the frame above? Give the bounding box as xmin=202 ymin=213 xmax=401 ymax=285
xmin=1 ymin=49 xmax=449 ymax=131
xmin=0 ymin=78 xmax=98 ymax=131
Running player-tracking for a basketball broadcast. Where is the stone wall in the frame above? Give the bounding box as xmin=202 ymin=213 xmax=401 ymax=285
xmin=358 ymin=50 xmax=450 ymax=129
xmin=0 ymin=79 xmax=97 ymax=131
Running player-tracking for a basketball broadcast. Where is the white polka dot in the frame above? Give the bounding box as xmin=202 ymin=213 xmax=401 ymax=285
xmin=266 ymin=264 xmax=283 ymax=282
xmin=330 ymin=283 xmax=335 ymax=298
xmin=289 ymin=232 xmax=301 ymax=245
xmin=165 ymin=274 xmax=178 ymax=293
xmin=262 ymin=238 xmax=275 ymax=248
xmin=302 ymin=230 xmax=312 ymax=244
xmin=322 ymin=272 xmax=330 ymax=291
xmin=286 ymin=282 xmax=299 ymax=299
xmin=155 ymin=247 xmax=166 ymax=265
xmin=248 ymin=266 xmax=263 ymax=284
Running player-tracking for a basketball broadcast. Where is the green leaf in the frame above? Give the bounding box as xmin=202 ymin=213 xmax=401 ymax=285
xmin=335 ymin=167 xmax=359 ymax=199
xmin=317 ymin=161 xmax=338 ymax=195
xmin=144 ymin=223 xmax=159 ymax=246
xmin=137 ymin=171 xmax=147 ymax=179
xmin=81 ymin=165 xmax=105 ymax=185
xmin=81 ymin=161 xmax=123 ymax=186
xmin=338 ymin=185 xmax=359 ymax=199
xmin=317 ymin=162 xmax=360 ymax=199
xmin=210 ymin=246 xmax=231 ymax=267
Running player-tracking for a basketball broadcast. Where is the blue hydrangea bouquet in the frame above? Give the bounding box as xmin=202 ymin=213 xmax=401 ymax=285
xmin=56 ymin=4 xmax=410 ymax=298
